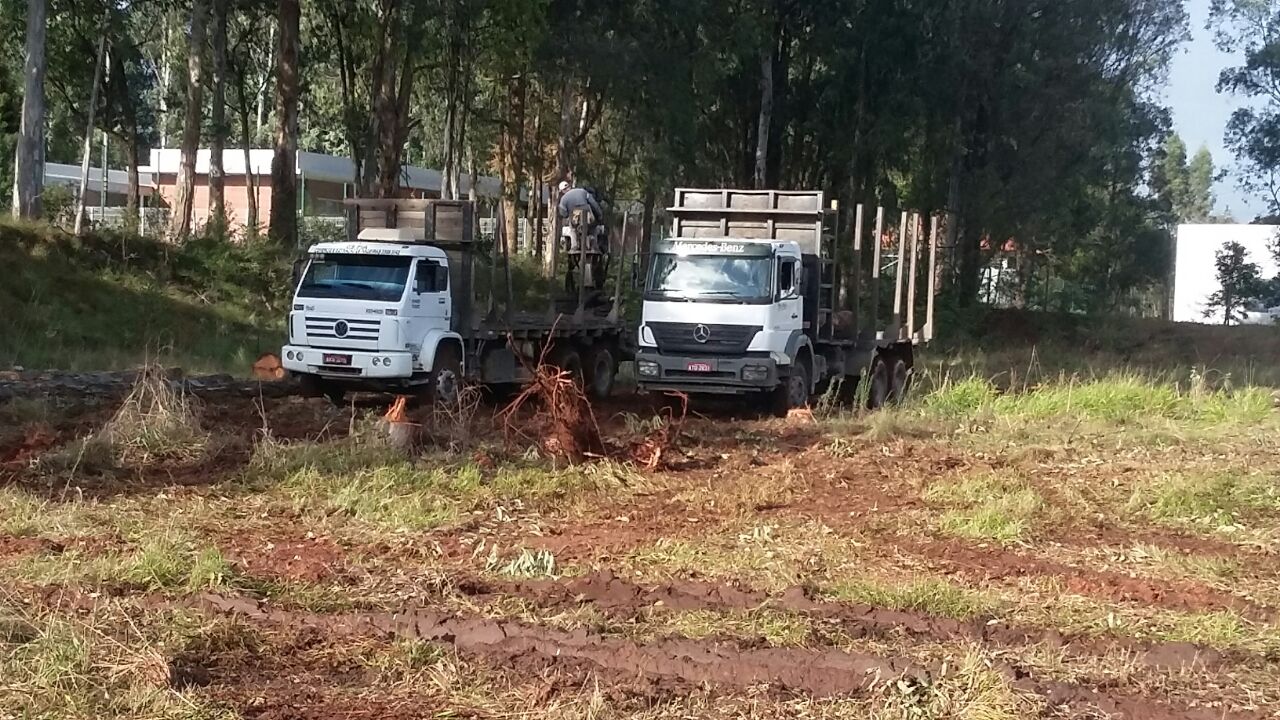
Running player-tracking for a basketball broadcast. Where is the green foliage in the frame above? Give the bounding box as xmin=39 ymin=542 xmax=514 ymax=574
xmin=1152 ymin=133 xmax=1217 ymax=223
xmin=1211 ymin=0 xmax=1280 ymax=215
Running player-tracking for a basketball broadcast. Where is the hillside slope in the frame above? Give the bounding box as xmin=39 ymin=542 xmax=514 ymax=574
xmin=1 ymin=220 xmax=289 ymax=373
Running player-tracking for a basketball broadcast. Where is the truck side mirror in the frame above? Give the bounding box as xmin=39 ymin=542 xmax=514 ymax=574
xmin=291 ymin=258 xmax=306 ymax=289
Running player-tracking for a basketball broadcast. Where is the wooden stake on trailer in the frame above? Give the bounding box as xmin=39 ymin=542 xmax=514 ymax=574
xmin=547 ymin=214 xmax=561 ymax=320
xmin=926 ymin=213 xmax=940 ymax=341
xmin=503 ymin=203 xmax=515 ymax=326
xmin=906 ymin=212 xmax=922 ymax=342
xmin=574 ymin=214 xmax=589 ymax=322
xmin=891 ymin=211 xmax=908 ymax=335
xmin=609 ymin=210 xmax=630 ymax=323
xmin=870 ymin=206 xmax=884 ymax=336
xmin=850 ymin=203 xmax=864 ymax=329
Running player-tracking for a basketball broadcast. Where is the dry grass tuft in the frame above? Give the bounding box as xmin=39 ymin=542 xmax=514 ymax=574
xmin=102 ymin=366 xmax=208 ymax=465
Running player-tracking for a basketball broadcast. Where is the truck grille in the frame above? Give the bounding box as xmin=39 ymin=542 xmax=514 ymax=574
xmin=648 ymin=322 xmax=761 ymax=355
xmin=305 ymin=316 xmax=381 ymax=347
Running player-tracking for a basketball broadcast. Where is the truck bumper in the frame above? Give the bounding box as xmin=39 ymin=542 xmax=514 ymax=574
xmin=281 ymin=345 xmax=416 ymax=380
xmin=634 ymin=351 xmax=778 ymax=395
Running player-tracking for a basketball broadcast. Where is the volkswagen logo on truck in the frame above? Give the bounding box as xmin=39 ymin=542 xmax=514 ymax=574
xmin=693 ymin=324 xmax=711 ymax=343
xmin=334 ymin=320 xmax=349 ymax=337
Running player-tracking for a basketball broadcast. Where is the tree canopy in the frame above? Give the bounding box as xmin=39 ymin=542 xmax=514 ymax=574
xmin=3 ymin=0 xmax=1194 ymax=309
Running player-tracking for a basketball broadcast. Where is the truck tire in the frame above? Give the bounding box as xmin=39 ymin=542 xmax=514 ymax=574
xmin=429 ymin=343 xmax=463 ymax=406
xmin=887 ymin=356 xmax=910 ymax=404
xmin=583 ymin=344 xmax=617 ymax=400
xmin=547 ymin=347 xmax=585 ymax=388
xmin=771 ymin=359 xmax=810 ymax=418
xmin=300 ymin=373 xmax=345 ymax=406
xmin=866 ymin=356 xmax=890 ymax=410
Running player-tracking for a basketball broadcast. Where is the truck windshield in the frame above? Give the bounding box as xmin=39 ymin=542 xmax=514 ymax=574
xmin=297 ymin=255 xmax=411 ymax=302
xmin=647 ymin=253 xmax=772 ymax=301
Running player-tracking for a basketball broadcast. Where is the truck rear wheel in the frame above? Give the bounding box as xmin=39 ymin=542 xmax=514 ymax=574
xmin=547 ymin=347 xmax=585 ymax=388
xmin=771 ymin=360 xmax=810 ymax=418
xmin=866 ymin=356 xmax=890 ymax=410
xmin=887 ymin=356 xmax=910 ymax=404
xmin=583 ymin=344 xmax=617 ymax=399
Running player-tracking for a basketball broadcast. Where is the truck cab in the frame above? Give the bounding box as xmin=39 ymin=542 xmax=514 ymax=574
xmin=636 ymin=237 xmax=810 ymax=404
xmin=281 ymin=227 xmax=465 ymax=404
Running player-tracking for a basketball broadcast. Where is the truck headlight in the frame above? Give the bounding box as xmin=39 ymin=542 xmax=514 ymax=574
xmin=742 ymin=364 xmax=769 ymax=382
xmin=637 ymin=360 xmax=660 ymax=377
xmin=372 ymin=357 xmax=382 ymax=367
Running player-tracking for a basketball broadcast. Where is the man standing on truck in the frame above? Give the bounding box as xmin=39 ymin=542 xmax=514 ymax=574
xmin=557 ymin=180 xmax=609 ymax=297
xmin=557 ymin=180 xmax=606 ymax=252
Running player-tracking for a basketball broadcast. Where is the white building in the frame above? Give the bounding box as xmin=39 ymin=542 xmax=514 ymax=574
xmin=1173 ymin=223 xmax=1280 ymax=324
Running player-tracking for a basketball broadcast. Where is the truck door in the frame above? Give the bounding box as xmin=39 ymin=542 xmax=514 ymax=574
xmin=772 ymin=255 xmax=803 ymax=332
xmin=411 ymin=258 xmax=451 ymax=326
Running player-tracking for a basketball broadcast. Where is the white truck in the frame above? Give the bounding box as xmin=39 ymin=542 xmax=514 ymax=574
xmin=634 ymin=189 xmax=938 ymax=415
xmin=281 ymin=199 xmax=632 ymax=404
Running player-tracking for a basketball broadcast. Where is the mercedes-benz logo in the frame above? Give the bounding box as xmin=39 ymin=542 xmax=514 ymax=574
xmin=692 ymin=324 xmax=711 ymax=343
xmin=334 ymin=320 xmax=349 ymax=337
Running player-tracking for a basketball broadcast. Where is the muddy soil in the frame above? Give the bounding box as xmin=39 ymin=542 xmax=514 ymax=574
xmin=191 ymin=590 xmax=1264 ymax=720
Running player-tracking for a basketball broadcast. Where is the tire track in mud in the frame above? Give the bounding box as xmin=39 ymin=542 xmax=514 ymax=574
xmin=895 ymin=537 xmax=1276 ymax=620
xmin=193 ymin=591 xmax=921 ymax=697
xmin=459 ymin=570 xmax=1238 ymax=672
xmin=192 ymin=590 xmax=1264 ymax=720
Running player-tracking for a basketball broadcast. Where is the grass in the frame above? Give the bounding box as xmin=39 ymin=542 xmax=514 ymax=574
xmin=924 ymin=473 xmax=1045 ymax=542
xmin=828 ymin=577 xmax=996 ymax=620
xmin=11 ymin=529 xmax=239 ymax=594
xmin=919 ymin=373 xmax=1273 ymax=427
xmin=1130 ymin=471 xmax=1280 ymax=531
xmin=1 ymin=217 xmax=287 ymax=373
xmin=0 ymin=597 xmax=237 ymax=719
xmin=259 ymin=434 xmax=627 ymax=534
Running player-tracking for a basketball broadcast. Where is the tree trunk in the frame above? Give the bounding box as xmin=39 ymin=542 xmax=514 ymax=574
xmin=269 ymin=0 xmax=300 ymax=246
xmin=499 ymin=73 xmax=526 ymax=257
xmin=208 ymin=0 xmax=229 ymax=233
xmin=74 ymin=31 xmax=108 ymax=235
xmin=111 ymin=51 xmax=142 ymax=233
xmin=12 ymin=0 xmax=48 ymax=219
xmin=440 ymin=3 xmax=460 ymax=201
xmin=753 ymin=44 xmax=773 ymax=190
xmin=556 ymin=78 xmax=575 ymax=183
xmin=168 ymin=0 xmax=208 ymax=241
xmin=159 ymin=16 xmax=172 ymax=149
xmin=256 ymin=24 xmax=274 ymax=138
xmin=236 ymin=62 xmax=258 ymax=233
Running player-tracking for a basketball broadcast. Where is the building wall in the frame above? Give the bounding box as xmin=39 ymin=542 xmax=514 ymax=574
xmin=152 ymin=172 xmax=448 ymax=233
xmin=154 ymin=172 xmax=279 ymax=231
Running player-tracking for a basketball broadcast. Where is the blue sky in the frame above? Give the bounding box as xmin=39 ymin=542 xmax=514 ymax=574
xmin=1165 ymin=0 xmax=1267 ymax=220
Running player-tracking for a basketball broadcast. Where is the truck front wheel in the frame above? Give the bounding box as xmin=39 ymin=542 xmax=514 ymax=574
xmin=429 ymin=344 xmax=463 ymax=406
xmin=771 ymin=361 xmax=810 ymax=418
xmin=299 ymin=374 xmax=345 ymax=406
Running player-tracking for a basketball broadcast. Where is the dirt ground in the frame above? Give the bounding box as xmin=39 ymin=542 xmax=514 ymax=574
xmin=2 ymin=383 xmax=1279 ymax=720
